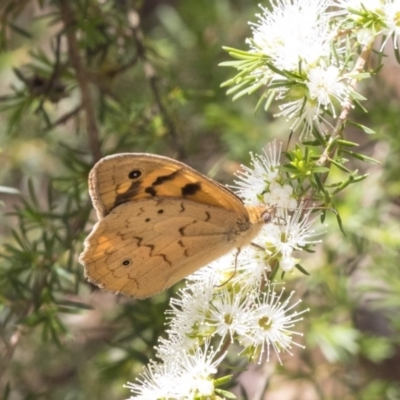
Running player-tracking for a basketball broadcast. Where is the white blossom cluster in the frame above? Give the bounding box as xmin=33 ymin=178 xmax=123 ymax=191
xmin=222 ymin=0 xmax=400 ymax=137
xmin=125 ymin=142 xmax=316 ymax=399
xmin=336 ymin=0 xmax=400 ymax=47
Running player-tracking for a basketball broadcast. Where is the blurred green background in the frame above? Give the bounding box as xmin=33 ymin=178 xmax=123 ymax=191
xmin=0 ymin=1 xmax=400 ymax=399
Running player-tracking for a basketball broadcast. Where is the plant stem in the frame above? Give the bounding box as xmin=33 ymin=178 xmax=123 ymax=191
xmin=59 ymin=0 xmax=102 ymax=162
xmin=317 ymin=45 xmax=372 ymax=167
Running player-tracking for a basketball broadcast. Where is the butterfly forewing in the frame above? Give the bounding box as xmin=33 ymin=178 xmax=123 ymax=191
xmin=89 ymin=153 xmax=248 ymax=220
xmin=80 ymin=197 xmax=260 ymax=298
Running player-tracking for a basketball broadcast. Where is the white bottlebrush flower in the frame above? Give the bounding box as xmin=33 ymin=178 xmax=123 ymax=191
xmin=124 ymin=359 xmax=181 ymax=400
xmin=156 ymin=332 xmax=199 ymax=362
xmin=206 ymin=289 xmax=255 ymax=342
xmin=248 ymin=0 xmax=335 ymax=72
xmin=306 ymin=65 xmax=349 ymax=116
xmin=276 ymin=97 xmax=334 ymax=138
xmin=276 ymin=64 xmax=349 ymax=136
xmin=126 ymin=343 xmax=225 ymax=399
xmin=263 ymin=181 xmax=298 ymax=211
xmin=336 ymin=0 xmax=386 ymax=44
xmin=224 ymin=1 xmax=351 ymax=135
xmin=232 ymin=245 xmax=273 ymax=288
xmin=238 ymin=286 xmax=308 ymax=363
xmin=187 ymin=252 xmax=237 ymax=287
xmin=177 ymin=342 xmax=226 ymax=398
xmin=166 ymin=281 xmax=216 ymax=339
xmin=189 ymin=246 xmax=271 ymax=293
xmin=171 ymin=252 xmax=268 ymax=342
xmin=383 ymin=0 xmax=400 ymax=48
xmin=231 ymin=141 xmax=283 ymax=205
xmin=255 ymin=205 xmax=321 ymax=273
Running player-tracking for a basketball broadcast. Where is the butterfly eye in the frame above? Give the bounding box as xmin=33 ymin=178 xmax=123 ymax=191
xmin=128 ymin=170 xmax=141 ymax=179
xmin=121 ymin=259 xmax=132 ymax=267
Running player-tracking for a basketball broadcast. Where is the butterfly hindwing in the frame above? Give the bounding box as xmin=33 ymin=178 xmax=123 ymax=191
xmin=80 ymin=197 xmax=252 ymax=298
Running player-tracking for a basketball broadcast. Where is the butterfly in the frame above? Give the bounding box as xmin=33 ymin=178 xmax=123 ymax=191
xmin=79 ymin=153 xmax=271 ymax=298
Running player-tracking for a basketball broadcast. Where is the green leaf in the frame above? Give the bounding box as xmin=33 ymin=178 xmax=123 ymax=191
xmin=312 ymin=166 xmax=330 ymax=173
xmin=337 ymin=139 xmax=359 ymax=147
xmin=329 ymin=158 xmax=352 ymax=173
xmin=348 ymin=120 xmax=376 ymax=134
xmin=222 ymin=46 xmax=262 ymax=57
xmin=8 ymin=21 xmax=33 ymax=38
xmin=214 ymin=375 xmax=233 ymax=386
xmin=333 ymin=207 xmax=346 ymax=235
xmin=352 ymin=97 xmax=368 ymax=113
xmin=295 ymin=263 xmax=310 ymax=275
xmin=55 ymin=299 xmax=94 ymax=310
xmin=232 ymin=81 xmax=264 ymax=101
xmin=341 ymin=149 xmax=380 ymax=164
xmin=215 ymin=388 xmax=237 ymax=399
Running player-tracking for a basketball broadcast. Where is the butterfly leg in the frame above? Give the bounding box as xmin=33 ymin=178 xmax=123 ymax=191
xmin=214 ymin=248 xmax=241 ymax=289
xmin=250 ymin=242 xmax=264 ymax=250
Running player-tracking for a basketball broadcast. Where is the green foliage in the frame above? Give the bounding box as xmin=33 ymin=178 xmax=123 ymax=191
xmin=0 ymin=1 xmax=399 ymax=400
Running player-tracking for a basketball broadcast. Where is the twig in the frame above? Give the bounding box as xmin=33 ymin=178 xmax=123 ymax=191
xmin=59 ymin=0 xmax=102 ymax=162
xmin=46 ymin=103 xmax=82 ymax=131
xmin=335 ymin=46 xmax=372 ymax=132
xmin=0 ymin=303 xmax=32 ymax=390
xmin=317 ymin=45 xmax=372 ymax=167
xmin=36 ymin=34 xmax=63 ymax=112
xmin=0 ymin=326 xmax=23 ymax=385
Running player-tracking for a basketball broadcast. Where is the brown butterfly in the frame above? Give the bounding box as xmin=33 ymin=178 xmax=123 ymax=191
xmin=79 ymin=153 xmax=271 ymax=298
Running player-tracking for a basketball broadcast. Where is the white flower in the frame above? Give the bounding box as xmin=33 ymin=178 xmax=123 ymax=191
xmin=156 ymin=332 xmax=199 ymax=361
xmin=177 ymin=343 xmax=225 ymax=398
xmin=124 ymin=359 xmax=181 ymax=400
xmin=248 ymin=0 xmax=335 ymax=72
xmin=237 ymin=286 xmax=308 ymax=363
xmin=383 ymin=0 xmax=400 ymax=48
xmin=275 ymin=64 xmax=349 ymax=136
xmin=172 ymin=251 xmax=269 ymax=342
xmin=126 ymin=343 xmax=225 ymax=399
xmin=255 ymin=205 xmax=321 ymax=273
xmin=276 ymin=97 xmax=334 ymax=138
xmin=206 ymin=289 xmax=255 ymax=342
xmin=227 ymin=1 xmax=350 ymax=135
xmin=166 ymin=281 xmax=215 ymax=339
xmin=306 ymin=65 xmax=349 ymax=116
xmin=187 ymin=252 xmax=236 ymax=287
xmin=190 ymin=246 xmax=271 ymax=293
xmin=233 ymin=246 xmax=272 ymax=287
xmin=336 ymin=0 xmax=386 ymax=45
xmin=231 ymin=141 xmax=283 ymax=205
xmin=263 ymin=181 xmax=298 ymax=211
